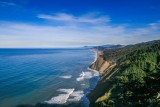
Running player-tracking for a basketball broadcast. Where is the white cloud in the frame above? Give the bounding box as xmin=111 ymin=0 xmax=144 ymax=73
xmin=148 ymin=21 xmax=160 ymax=30
xmin=37 ymin=13 xmax=110 ymax=24
xmin=0 ymin=13 xmax=160 ymax=48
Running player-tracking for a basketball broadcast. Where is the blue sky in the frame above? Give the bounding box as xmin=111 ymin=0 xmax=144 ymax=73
xmin=0 ymin=0 xmax=160 ymax=47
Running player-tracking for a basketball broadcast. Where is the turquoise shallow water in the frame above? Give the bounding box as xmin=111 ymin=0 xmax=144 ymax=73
xmin=0 ymin=48 xmax=98 ymax=107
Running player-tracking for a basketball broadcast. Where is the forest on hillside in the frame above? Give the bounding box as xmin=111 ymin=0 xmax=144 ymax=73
xmin=88 ymin=40 xmax=160 ymax=107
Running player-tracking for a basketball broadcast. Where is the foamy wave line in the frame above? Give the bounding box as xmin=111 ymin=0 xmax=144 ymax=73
xmin=87 ymin=67 xmax=99 ymax=76
xmin=44 ymin=88 xmax=74 ymax=104
xmin=87 ymin=49 xmax=99 ymax=76
xmin=76 ymin=71 xmax=99 ymax=81
xmin=68 ymin=91 xmax=84 ymax=102
xmin=59 ymin=75 xmax=72 ymax=79
xmin=90 ymin=49 xmax=98 ymax=65
xmin=76 ymin=76 xmax=84 ymax=81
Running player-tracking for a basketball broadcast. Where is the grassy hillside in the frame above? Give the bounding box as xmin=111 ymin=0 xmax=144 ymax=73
xmin=88 ymin=40 xmax=160 ymax=107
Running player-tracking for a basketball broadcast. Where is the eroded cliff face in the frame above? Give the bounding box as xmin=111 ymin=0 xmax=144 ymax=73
xmin=90 ymin=55 xmax=110 ymax=75
xmin=88 ymin=52 xmax=116 ymax=107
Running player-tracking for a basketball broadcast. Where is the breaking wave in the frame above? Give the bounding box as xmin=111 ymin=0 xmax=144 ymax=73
xmin=76 ymin=71 xmax=99 ymax=81
xmin=68 ymin=91 xmax=84 ymax=102
xmin=44 ymin=88 xmax=75 ymax=104
xmin=59 ymin=75 xmax=72 ymax=79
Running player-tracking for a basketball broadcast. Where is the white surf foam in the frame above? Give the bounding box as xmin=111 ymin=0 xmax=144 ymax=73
xmin=84 ymin=72 xmax=93 ymax=79
xmin=44 ymin=94 xmax=69 ymax=104
xmin=76 ymin=71 xmax=98 ymax=81
xmin=76 ymin=76 xmax=84 ymax=81
xmin=68 ymin=90 xmax=84 ymax=102
xmin=90 ymin=49 xmax=98 ymax=64
xmin=76 ymin=72 xmax=86 ymax=81
xmin=58 ymin=88 xmax=74 ymax=93
xmin=59 ymin=75 xmax=72 ymax=79
xmin=75 ymin=50 xmax=99 ymax=82
xmin=44 ymin=88 xmax=74 ymax=104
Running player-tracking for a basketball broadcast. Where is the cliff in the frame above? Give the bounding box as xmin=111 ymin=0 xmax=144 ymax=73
xmin=90 ymin=54 xmax=110 ymax=75
xmin=88 ymin=50 xmax=117 ymax=107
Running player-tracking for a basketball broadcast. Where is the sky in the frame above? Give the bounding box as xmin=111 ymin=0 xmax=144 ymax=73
xmin=0 ymin=0 xmax=160 ymax=48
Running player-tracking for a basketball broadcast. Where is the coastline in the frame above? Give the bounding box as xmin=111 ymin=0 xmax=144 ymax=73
xmin=86 ymin=49 xmax=100 ymax=107
xmin=87 ymin=48 xmax=99 ymax=72
xmin=89 ymin=48 xmax=104 ymax=66
xmin=87 ymin=48 xmax=112 ymax=107
xmin=88 ymin=48 xmax=111 ymax=75
xmin=86 ymin=40 xmax=160 ymax=107
xmin=43 ymin=48 xmax=102 ymax=107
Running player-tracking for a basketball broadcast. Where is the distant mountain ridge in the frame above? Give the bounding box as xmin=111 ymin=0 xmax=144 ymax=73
xmin=84 ymin=44 xmax=123 ymax=49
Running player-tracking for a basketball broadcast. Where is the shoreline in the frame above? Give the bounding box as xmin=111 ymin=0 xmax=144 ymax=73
xmin=86 ymin=49 xmax=101 ymax=106
xmin=87 ymin=48 xmax=112 ymax=107
xmin=87 ymin=49 xmax=99 ymax=72
xmin=44 ymin=49 xmax=101 ymax=107
xmin=89 ymin=48 xmax=103 ymax=65
xmin=88 ymin=48 xmax=110 ymax=75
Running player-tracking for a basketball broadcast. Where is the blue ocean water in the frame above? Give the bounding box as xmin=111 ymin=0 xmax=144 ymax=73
xmin=0 ymin=48 xmax=98 ymax=107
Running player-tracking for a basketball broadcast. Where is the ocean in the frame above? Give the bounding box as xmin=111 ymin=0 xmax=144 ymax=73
xmin=0 ymin=48 xmax=99 ymax=107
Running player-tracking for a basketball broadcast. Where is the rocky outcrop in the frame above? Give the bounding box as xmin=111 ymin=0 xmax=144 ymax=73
xmin=90 ymin=54 xmax=110 ymax=75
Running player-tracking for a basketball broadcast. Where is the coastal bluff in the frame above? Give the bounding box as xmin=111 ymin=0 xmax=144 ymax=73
xmin=88 ymin=50 xmax=116 ymax=107
xmin=90 ymin=51 xmax=110 ymax=75
xmin=88 ymin=40 xmax=160 ymax=107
